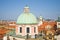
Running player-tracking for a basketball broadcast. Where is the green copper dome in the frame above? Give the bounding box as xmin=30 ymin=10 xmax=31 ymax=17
xmin=16 ymin=13 xmax=38 ymax=24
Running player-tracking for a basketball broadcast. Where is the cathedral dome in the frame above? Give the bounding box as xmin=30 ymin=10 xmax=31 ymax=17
xmin=16 ymin=6 xmax=38 ymax=24
xmin=16 ymin=13 xmax=38 ymax=24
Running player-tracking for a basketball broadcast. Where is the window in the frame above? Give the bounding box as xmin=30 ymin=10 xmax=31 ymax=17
xmin=35 ymin=34 xmax=37 ymax=39
xmin=27 ymin=27 xmax=30 ymax=33
xmin=20 ymin=27 xmax=22 ymax=33
xmin=58 ymin=23 xmax=60 ymax=25
xmin=7 ymin=36 xmax=10 ymax=40
xmin=34 ymin=27 xmax=36 ymax=33
xmin=13 ymin=38 xmax=17 ymax=40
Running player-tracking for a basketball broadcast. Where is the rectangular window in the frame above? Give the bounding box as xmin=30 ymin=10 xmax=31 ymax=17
xmin=20 ymin=27 xmax=22 ymax=33
xmin=34 ymin=27 xmax=36 ymax=33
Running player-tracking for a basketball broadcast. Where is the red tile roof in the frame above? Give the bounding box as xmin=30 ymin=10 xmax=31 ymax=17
xmin=38 ymin=21 xmax=57 ymax=32
xmin=0 ymin=28 xmax=10 ymax=38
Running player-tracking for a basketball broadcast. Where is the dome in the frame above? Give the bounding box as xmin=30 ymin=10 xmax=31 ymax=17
xmin=16 ymin=13 xmax=38 ymax=24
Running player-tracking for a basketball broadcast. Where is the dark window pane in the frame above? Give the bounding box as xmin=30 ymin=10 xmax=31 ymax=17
xmin=58 ymin=23 xmax=60 ymax=25
xmin=13 ymin=38 xmax=17 ymax=40
xmin=27 ymin=27 xmax=30 ymax=33
xmin=20 ymin=27 xmax=22 ymax=33
xmin=34 ymin=27 xmax=36 ymax=33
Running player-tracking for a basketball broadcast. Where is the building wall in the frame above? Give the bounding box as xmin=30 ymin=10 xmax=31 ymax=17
xmin=57 ymin=22 xmax=60 ymax=28
xmin=3 ymin=36 xmax=25 ymax=40
xmin=9 ymin=36 xmax=25 ymax=40
xmin=3 ymin=36 xmax=7 ymax=40
xmin=16 ymin=25 xmax=38 ymax=36
xmin=54 ymin=35 xmax=60 ymax=40
xmin=38 ymin=21 xmax=43 ymax=26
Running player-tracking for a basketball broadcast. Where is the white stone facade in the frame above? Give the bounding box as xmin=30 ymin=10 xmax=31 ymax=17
xmin=16 ymin=24 xmax=38 ymax=37
xmin=57 ymin=22 xmax=60 ymax=28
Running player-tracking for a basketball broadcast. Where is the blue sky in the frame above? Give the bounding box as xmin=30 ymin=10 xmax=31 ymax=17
xmin=0 ymin=0 xmax=60 ymax=20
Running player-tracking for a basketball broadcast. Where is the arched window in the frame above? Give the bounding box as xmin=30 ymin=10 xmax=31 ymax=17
xmin=20 ymin=27 xmax=22 ymax=33
xmin=27 ymin=27 xmax=30 ymax=33
xmin=34 ymin=27 xmax=36 ymax=33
